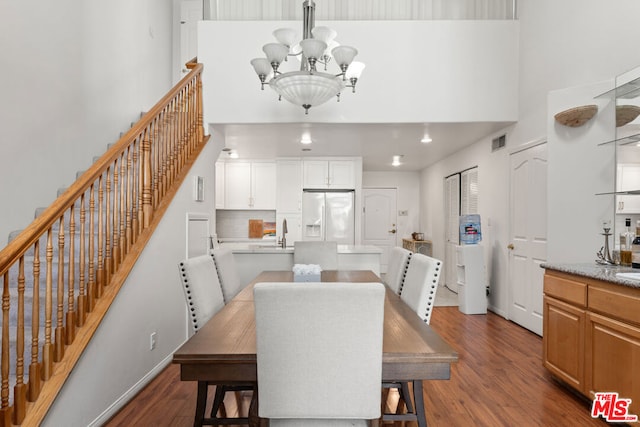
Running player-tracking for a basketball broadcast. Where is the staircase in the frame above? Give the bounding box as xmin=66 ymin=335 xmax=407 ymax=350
xmin=0 ymin=62 xmax=206 ymax=426
xmin=3 ymin=138 xmax=134 ymax=405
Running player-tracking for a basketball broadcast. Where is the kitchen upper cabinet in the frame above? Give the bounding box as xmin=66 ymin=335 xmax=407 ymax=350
xmin=276 ymin=160 xmax=302 ymax=212
xmin=251 ymin=162 xmax=276 ymax=209
xmin=303 ymin=159 xmax=355 ymax=189
xmin=616 ymin=163 xmax=640 ymax=213
xmin=223 ymin=161 xmax=276 ymax=209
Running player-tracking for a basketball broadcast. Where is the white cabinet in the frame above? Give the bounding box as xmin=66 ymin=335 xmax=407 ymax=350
xmin=251 ymin=162 xmax=277 ymax=209
xmin=456 ymin=244 xmax=487 ymax=315
xmin=223 ymin=161 xmax=276 ymax=209
xmin=215 ymin=161 xmax=225 ymax=209
xmin=276 ymin=160 xmax=302 ymax=243
xmin=276 ymin=160 xmax=302 ymax=212
xmin=616 ymin=163 xmax=640 ymax=213
xmin=224 ymin=162 xmax=251 ymax=209
xmin=303 ymin=159 xmax=355 ymax=189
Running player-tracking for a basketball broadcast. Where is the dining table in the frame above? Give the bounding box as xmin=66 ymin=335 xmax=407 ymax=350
xmin=172 ymin=270 xmax=459 ymax=427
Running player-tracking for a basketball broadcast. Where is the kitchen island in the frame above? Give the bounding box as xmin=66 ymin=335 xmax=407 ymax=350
xmin=220 ymin=243 xmax=382 ymax=288
xmin=542 ymin=263 xmax=640 ymax=418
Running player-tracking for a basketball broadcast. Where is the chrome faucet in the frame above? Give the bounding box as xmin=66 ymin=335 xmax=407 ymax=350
xmin=279 ymin=218 xmax=288 ymax=248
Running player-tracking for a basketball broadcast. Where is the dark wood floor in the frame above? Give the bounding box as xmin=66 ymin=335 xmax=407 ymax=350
xmin=105 ymin=307 xmax=609 ymax=427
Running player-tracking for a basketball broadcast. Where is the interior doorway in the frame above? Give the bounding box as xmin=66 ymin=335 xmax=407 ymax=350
xmin=444 ymin=167 xmax=478 ymax=292
xmin=177 ymin=0 xmax=202 ymax=82
xmin=508 ymin=141 xmax=547 ymax=335
xmin=362 ymin=188 xmax=398 ymax=274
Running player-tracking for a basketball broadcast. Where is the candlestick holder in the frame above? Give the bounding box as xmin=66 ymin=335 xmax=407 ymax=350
xmin=596 ymin=223 xmax=616 ymax=265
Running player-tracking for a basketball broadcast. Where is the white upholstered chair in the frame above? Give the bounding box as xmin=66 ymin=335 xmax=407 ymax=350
xmin=178 ymin=255 xmax=225 ymax=334
xmin=385 ymin=247 xmax=412 ymax=295
xmin=383 ymin=252 xmax=442 ymax=426
xmin=293 ymin=241 xmax=338 ymax=270
xmin=211 ymin=247 xmax=243 ymax=303
xmin=400 ymin=253 xmax=442 ymax=324
xmin=178 ymin=255 xmax=251 ymax=425
xmin=254 ymin=281 xmax=385 ymax=426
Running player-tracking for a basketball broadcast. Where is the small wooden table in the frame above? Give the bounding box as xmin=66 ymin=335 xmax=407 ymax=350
xmin=173 ymin=270 xmax=458 ymax=426
xmin=402 ymin=238 xmax=433 ymax=256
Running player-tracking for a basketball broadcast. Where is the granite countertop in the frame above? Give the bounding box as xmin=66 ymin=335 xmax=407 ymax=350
xmin=219 ymin=243 xmax=383 ymax=255
xmin=541 ymin=262 xmax=640 ymax=289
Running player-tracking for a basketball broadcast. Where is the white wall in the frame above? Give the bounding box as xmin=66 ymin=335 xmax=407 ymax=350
xmin=362 ymin=171 xmax=421 ymax=243
xmin=198 ymin=20 xmax=519 ymax=124
xmin=419 ymin=0 xmax=640 ymax=317
xmin=547 ymin=81 xmax=616 ymax=263
xmin=0 ymin=0 xmax=174 ymax=245
xmin=42 ymin=138 xmax=223 ymax=426
xmin=420 ymin=129 xmax=511 ymax=314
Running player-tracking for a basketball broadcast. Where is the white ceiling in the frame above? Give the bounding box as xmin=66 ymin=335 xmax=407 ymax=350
xmin=211 ymin=121 xmax=513 ymax=172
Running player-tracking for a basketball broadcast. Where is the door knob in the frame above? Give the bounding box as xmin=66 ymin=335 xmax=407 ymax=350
xmin=507 ymin=243 xmax=514 ymax=250
xmin=389 ymin=229 xmax=397 ymax=234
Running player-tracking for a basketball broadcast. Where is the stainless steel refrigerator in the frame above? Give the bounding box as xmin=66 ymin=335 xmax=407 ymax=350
xmin=302 ymin=190 xmax=355 ymax=244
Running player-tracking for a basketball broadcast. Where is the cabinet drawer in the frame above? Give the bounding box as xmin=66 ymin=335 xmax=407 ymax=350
xmin=544 ymin=273 xmax=587 ymax=307
xmin=589 ymin=283 xmax=640 ymax=326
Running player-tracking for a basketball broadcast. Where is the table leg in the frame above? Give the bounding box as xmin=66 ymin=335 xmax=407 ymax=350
xmin=195 ymin=381 xmax=207 ymax=427
xmin=412 ymin=380 xmax=427 ymax=427
xmin=248 ymin=385 xmax=268 ymax=426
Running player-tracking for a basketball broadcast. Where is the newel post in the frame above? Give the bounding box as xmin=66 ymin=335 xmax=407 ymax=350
xmin=142 ymin=128 xmax=153 ymax=228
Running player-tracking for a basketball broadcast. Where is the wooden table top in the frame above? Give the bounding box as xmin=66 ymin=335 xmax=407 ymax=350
xmin=172 ymin=270 xmax=458 ymax=383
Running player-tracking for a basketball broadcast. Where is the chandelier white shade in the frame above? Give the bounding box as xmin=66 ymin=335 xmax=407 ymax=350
xmin=250 ymin=0 xmax=364 ymax=114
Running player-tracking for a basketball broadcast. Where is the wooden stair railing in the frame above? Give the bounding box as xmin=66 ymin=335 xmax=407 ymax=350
xmin=0 ymin=63 xmax=208 ymax=426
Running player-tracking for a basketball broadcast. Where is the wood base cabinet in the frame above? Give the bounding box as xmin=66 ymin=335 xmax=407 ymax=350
xmin=543 ymin=269 xmax=640 ymax=418
xmin=543 ymin=295 xmax=585 ymax=392
xmin=586 ymin=309 xmax=640 ymax=418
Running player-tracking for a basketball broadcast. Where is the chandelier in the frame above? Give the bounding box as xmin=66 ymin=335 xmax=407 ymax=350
xmin=250 ymin=0 xmax=365 ymax=114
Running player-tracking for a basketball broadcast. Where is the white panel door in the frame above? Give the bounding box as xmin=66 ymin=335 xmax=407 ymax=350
xmin=508 ymin=142 xmax=547 ymax=336
xmin=362 ymin=188 xmax=397 ymax=274
xmin=179 ymin=1 xmax=202 ymax=80
xmin=186 ymin=213 xmax=210 ymax=258
xmin=444 ymin=174 xmax=460 ymax=290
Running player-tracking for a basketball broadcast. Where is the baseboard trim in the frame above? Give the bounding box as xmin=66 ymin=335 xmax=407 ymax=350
xmin=87 ymin=350 xmax=176 ymax=426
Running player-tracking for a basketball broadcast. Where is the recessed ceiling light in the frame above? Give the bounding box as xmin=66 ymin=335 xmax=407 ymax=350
xmin=421 ymin=134 xmax=432 ymax=143
xmin=300 ymin=133 xmax=312 ymax=144
xmin=392 ymin=155 xmax=403 ymax=167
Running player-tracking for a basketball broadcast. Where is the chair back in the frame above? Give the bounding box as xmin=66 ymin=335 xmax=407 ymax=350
xmin=178 ymin=255 xmax=225 ymax=333
xmin=211 ymin=248 xmax=243 ymax=303
xmin=254 ymin=282 xmax=385 ymax=422
xmin=400 ymin=253 xmax=442 ymax=324
xmin=386 ymin=247 xmax=412 ymax=295
xmin=293 ymin=241 xmax=338 ymax=270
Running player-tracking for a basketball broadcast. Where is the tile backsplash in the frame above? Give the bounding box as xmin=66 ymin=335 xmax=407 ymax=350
xmin=217 ymin=210 xmax=276 ymax=239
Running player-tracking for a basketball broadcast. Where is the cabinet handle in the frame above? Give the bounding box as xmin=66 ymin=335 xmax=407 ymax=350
xmin=507 ymin=243 xmax=514 ymax=250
